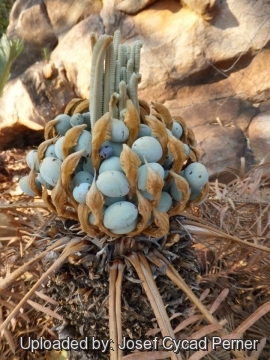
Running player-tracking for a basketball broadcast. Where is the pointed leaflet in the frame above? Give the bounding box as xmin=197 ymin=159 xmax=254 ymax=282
xmin=44 ymin=119 xmax=59 ymax=140
xmin=152 ymin=111 xmax=165 ymax=125
xmin=91 ymin=112 xmax=111 ymax=170
xmin=167 ymin=134 xmax=187 ymax=174
xmin=139 ymin=99 xmax=150 ymax=115
xmin=146 ymin=164 xmax=164 ymax=207
xmin=42 ymin=184 xmax=57 ymax=213
xmin=123 ymin=99 xmax=140 ymax=147
xmin=143 ymin=209 xmax=169 ymax=238
xmin=86 ymin=177 xmax=116 ymax=237
xmin=64 ymin=98 xmax=84 ymax=115
xmin=139 ymin=105 xmax=148 ymax=123
xmin=173 ymin=115 xmax=188 ymax=143
xmin=168 ymin=171 xmax=190 ymax=216
xmin=189 ymin=145 xmax=200 ymax=162
xmin=28 ymin=167 xmax=42 ymax=197
xmin=51 ymin=177 xmax=78 ymax=220
xmin=120 ymin=144 xmax=141 ymax=196
xmin=61 ymin=149 xmax=85 ymax=209
xmin=37 ymin=137 xmax=59 ymax=165
xmin=145 ymin=115 xmax=168 ymax=164
xmin=62 ymin=124 xmax=87 ymax=159
xmin=127 ymin=190 xmax=152 ymax=236
xmin=152 ymin=102 xmax=173 ymax=130
xmin=77 ymin=203 xmax=101 ymax=237
xmin=73 ymin=99 xmax=90 ymax=114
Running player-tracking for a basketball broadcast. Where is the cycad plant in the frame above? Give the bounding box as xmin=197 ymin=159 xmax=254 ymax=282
xmin=2 ymin=30 xmax=269 ymax=360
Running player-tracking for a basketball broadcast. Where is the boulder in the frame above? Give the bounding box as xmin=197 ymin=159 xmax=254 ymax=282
xmin=194 ymin=125 xmax=247 ymax=178
xmin=165 ymin=97 xmax=257 ymax=132
xmin=2 ymin=0 xmax=270 ymax=178
xmin=0 ymin=61 xmax=76 ymax=149
xmin=50 ymin=15 xmax=104 ymax=99
xmin=248 ymin=111 xmax=270 ymax=162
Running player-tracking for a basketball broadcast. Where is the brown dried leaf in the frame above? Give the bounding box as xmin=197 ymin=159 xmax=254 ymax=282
xmin=127 ymin=190 xmax=152 ymax=236
xmin=164 ymin=233 xmax=181 ymax=248
xmin=86 ymin=177 xmax=104 ymax=226
xmin=44 ymin=119 xmax=59 ymax=140
xmin=167 ymin=134 xmax=187 ymax=174
xmin=51 ymin=177 xmax=78 ymax=219
xmin=91 ymin=112 xmax=111 ymax=170
xmin=139 ymin=105 xmax=148 ymax=123
xmin=27 ymin=299 xmax=63 ymax=321
xmin=37 ymin=137 xmax=59 ymax=165
xmin=62 ymin=124 xmax=87 ymax=159
xmin=64 ymin=98 xmax=84 ymax=115
xmin=42 ymin=185 xmax=57 ymax=213
xmin=86 ymin=177 xmax=115 ymax=237
xmin=34 ymin=291 xmax=58 ymax=306
xmin=73 ymin=99 xmax=90 ymax=114
xmin=120 ymin=144 xmax=141 ymax=196
xmin=61 ymin=149 xmax=85 ymax=208
xmin=209 ymin=289 xmax=229 ymax=314
xmin=124 ymin=99 xmax=140 ymax=146
xmin=152 ymin=111 xmax=165 ymax=124
xmin=77 ymin=203 xmax=101 ymax=237
xmin=187 ymin=127 xmax=196 ymax=147
xmin=173 ymin=315 xmax=204 ymax=334
xmin=152 ymin=102 xmax=173 ymax=130
xmin=144 ymin=209 xmax=169 ymax=237
xmin=168 ymin=171 xmax=190 ymax=216
xmin=28 ymin=167 xmax=42 ymax=196
xmin=3 ymin=329 xmax=16 ymax=354
xmin=145 ymin=115 xmax=168 ymax=164
xmin=146 ymin=165 xmax=164 ymax=207
xmin=173 ymin=115 xmax=188 ymax=143
xmin=139 ymin=99 xmax=150 ymax=115
xmin=189 ymin=145 xmax=200 ymax=162
xmin=235 ymin=299 xmax=270 ymax=334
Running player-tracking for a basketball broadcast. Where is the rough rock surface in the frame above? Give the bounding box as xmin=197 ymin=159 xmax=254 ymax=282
xmin=248 ymin=111 xmax=270 ymax=163
xmin=194 ymin=125 xmax=247 ymax=178
xmin=1 ymin=0 xmax=270 ymax=178
xmin=0 ymin=61 xmax=76 ymax=149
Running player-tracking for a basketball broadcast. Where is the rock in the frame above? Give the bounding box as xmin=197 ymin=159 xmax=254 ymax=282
xmin=165 ymin=97 xmax=257 ymax=132
xmin=43 ymin=0 xmax=102 ymax=40
xmin=134 ymin=0 xmax=270 ymax=104
xmin=7 ymin=0 xmax=58 ymax=76
xmin=194 ymin=125 xmax=247 ymax=178
xmin=248 ymin=111 xmax=270 ymax=162
xmin=0 ymin=62 xmax=76 ymax=149
xmin=2 ymin=0 xmax=270 ymax=179
xmin=117 ymin=0 xmax=221 ymax=20
xmin=50 ymin=15 xmax=104 ymax=99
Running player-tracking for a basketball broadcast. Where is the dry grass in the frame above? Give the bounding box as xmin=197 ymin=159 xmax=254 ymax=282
xmin=0 ymin=153 xmax=270 ymax=359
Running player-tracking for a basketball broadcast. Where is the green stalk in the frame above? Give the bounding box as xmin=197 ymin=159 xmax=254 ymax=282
xmin=90 ymin=35 xmax=112 ymax=128
xmin=103 ymin=42 xmax=115 ymax=113
xmin=0 ymin=35 xmax=24 ymax=96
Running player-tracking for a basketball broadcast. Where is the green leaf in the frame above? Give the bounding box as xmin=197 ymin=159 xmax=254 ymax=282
xmin=0 ymin=34 xmax=24 ymax=96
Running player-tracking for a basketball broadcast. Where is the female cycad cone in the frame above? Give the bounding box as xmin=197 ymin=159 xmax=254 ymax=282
xmin=20 ymin=30 xmax=209 ymax=237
